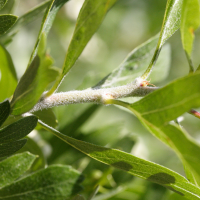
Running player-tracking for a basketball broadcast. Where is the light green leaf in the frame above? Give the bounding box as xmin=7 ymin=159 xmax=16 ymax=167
xmin=0 ymin=100 xmax=10 ymax=127
xmin=0 ymin=0 xmax=7 ymax=10
xmin=11 ymin=34 xmax=60 ymax=115
xmin=0 ymin=116 xmax=38 ymax=144
xmin=39 ymin=121 xmax=200 ymax=200
xmin=0 ymin=152 xmax=36 ymax=188
xmin=0 ymin=0 xmax=51 ymax=44
xmin=0 ymin=44 xmax=17 ymax=102
xmin=130 ymin=72 xmax=200 ymax=127
xmin=49 ymin=0 xmax=118 ymax=95
xmin=180 ymin=0 xmax=200 ymax=71
xmin=17 ymin=137 xmax=46 ymax=171
xmin=111 ymin=72 xmax=200 ymax=185
xmin=0 ymin=165 xmax=84 ymax=200
xmin=142 ymin=0 xmax=183 ymax=79
xmin=0 ymin=15 xmax=18 ymax=35
xmin=28 ymin=0 xmax=69 ymax=66
xmin=95 ymin=36 xmax=171 ymax=88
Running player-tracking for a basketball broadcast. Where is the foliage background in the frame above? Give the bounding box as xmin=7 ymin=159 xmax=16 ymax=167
xmin=1 ymin=0 xmax=200 ymax=199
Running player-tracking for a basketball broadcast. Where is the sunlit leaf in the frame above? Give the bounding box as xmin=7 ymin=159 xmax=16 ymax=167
xmin=142 ymin=0 xmax=183 ymax=79
xmin=95 ymin=36 xmax=171 ymax=88
xmin=0 ymin=152 xmax=36 ymax=188
xmin=111 ymin=72 xmax=200 ymax=185
xmin=0 ymin=165 xmax=84 ymax=200
xmin=0 ymin=14 xmax=17 ymax=35
xmin=39 ymin=121 xmax=200 ymax=200
xmin=180 ymin=0 xmax=200 ymax=71
xmin=28 ymin=0 xmax=69 ymax=66
xmin=49 ymin=0 xmax=118 ymax=94
xmin=0 ymin=44 xmax=17 ymax=102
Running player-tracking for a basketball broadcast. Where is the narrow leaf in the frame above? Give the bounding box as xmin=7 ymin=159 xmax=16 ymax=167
xmin=0 ymin=116 xmax=38 ymax=144
xmin=39 ymin=121 xmax=200 ymax=200
xmin=180 ymin=0 xmax=200 ymax=71
xmin=112 ymin=72 xmax=200 ymax=185
xmin=49 ymin=0 xmax=118 ymax=94
xmin=0 ymin=165 xmax=84 ymax=200
xmin=142 ymin=0 xmax=183 ymax=79
xmin=0 ymin=44 xmax=17 ymax=102
xmin=0 ymin=0 xmax=7 ymax=10
xmin=0 ymin=152 xmax=36 ymax=188
xmin=11 ymin=34 xmax=60 ymax=115
xmin=0 ymin=139 xmax=27 ymax=158
xmin=95 ymin=36 xmax=171 ymax=88
xmin=28 ymin=0 xmax=69 ymax=65
xmin=0 ymin=15 xmax=18 ymax=35
xmin=0 ymin=100 xmax=10 ymax=127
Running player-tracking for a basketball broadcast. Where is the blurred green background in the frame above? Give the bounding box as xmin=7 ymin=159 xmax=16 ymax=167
xmin=1 ymin=0 xmax=200 ymax=199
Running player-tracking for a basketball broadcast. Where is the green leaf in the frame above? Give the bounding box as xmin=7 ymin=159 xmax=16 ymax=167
xmin=0 ymin=14 xmax=18 ymax=35
xmin=0 ymin=0 xmax=51 ymax=44
xmin=72 ymin=195 xmax=86 ymax=200
xmin=0 ymin=44 xmax=17 ymax=102
xmin=111 ymin=72 xmax=200 ymax=185
xmin=11 ymin=34 xmax=60 ymax=115
xmin=180 ymin=0 xmax=200 ymax=71
xmin=95 ymin=36 xmax=171 ymax=88
xmin=0 ymin=116 xmax=38 ymax=144
xmin=0 ymin=100 xmax=10 ymax=127
xmin=49 ymin=0 xmax=118 ymax=95
xmin=17 ymin=137 xmax=46 ymax=172
xmin=28 ymin=0 xmax=69 ymax=66
xmin=0 ymin=139 xmax=27 ymax=158
xmin=34 ymin=109 xmax=58 ymax=128
xmin=130 ymin=72 xmax=200 ymax=127
xmin=0 ymin=165 xmax=84 ymax=200
xmin=0 ymin=0 xmax=7 ymax=10
xmin=142 ymin=0 xmax=183 ymax=79
xmin=0 ymin=152 xmax=36 ymax=188
xmin=38 ymin=121 xmax=200 ymax=200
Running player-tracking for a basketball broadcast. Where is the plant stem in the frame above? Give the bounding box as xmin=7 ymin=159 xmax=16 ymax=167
xmin=31 ymin=79 xmax=158 ymax=112
xmin=189 ymin=109 xmax=200 ymax=119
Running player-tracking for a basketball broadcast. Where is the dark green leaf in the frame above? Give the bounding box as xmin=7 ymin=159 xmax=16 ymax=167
xmin=0 ymin=15 xmax=18 ymax=35
xmin=0 ymin=100 xmax=10 ymax=127
xmin=0 ymin=152 xmax=36 ymax=188
xmin=0 ymin=116 xmax=38 ymax=144
xmin=39 ymin=121 xmax=200 ymax=200
xmin=0 ymin=139 xmax=27 ymax=158
xmin=0 ymin=165 xmax=84 ymax=200
xmin=49 ymin=0 xmax=118 ymax=94
xmin=0 ymin=0 xmax=7 ymax=10
xmin=34 ymin=109 xmax=58 ymax=128
xmin=142 ymin=0 xmax=183 ymax=79
xmin=11 ymin=34 xmax=60 ymax=115
xmin=95 ymin=36 xmax=171 ymax=88
xmin=28 ymin=0 xmax=69 ymax=66
xmin=0 ymin=44 xmax=17 ymax=102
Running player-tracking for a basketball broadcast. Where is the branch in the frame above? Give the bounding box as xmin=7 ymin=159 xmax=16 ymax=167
xmin=31 ymin=78 xmax=158 ymax=112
